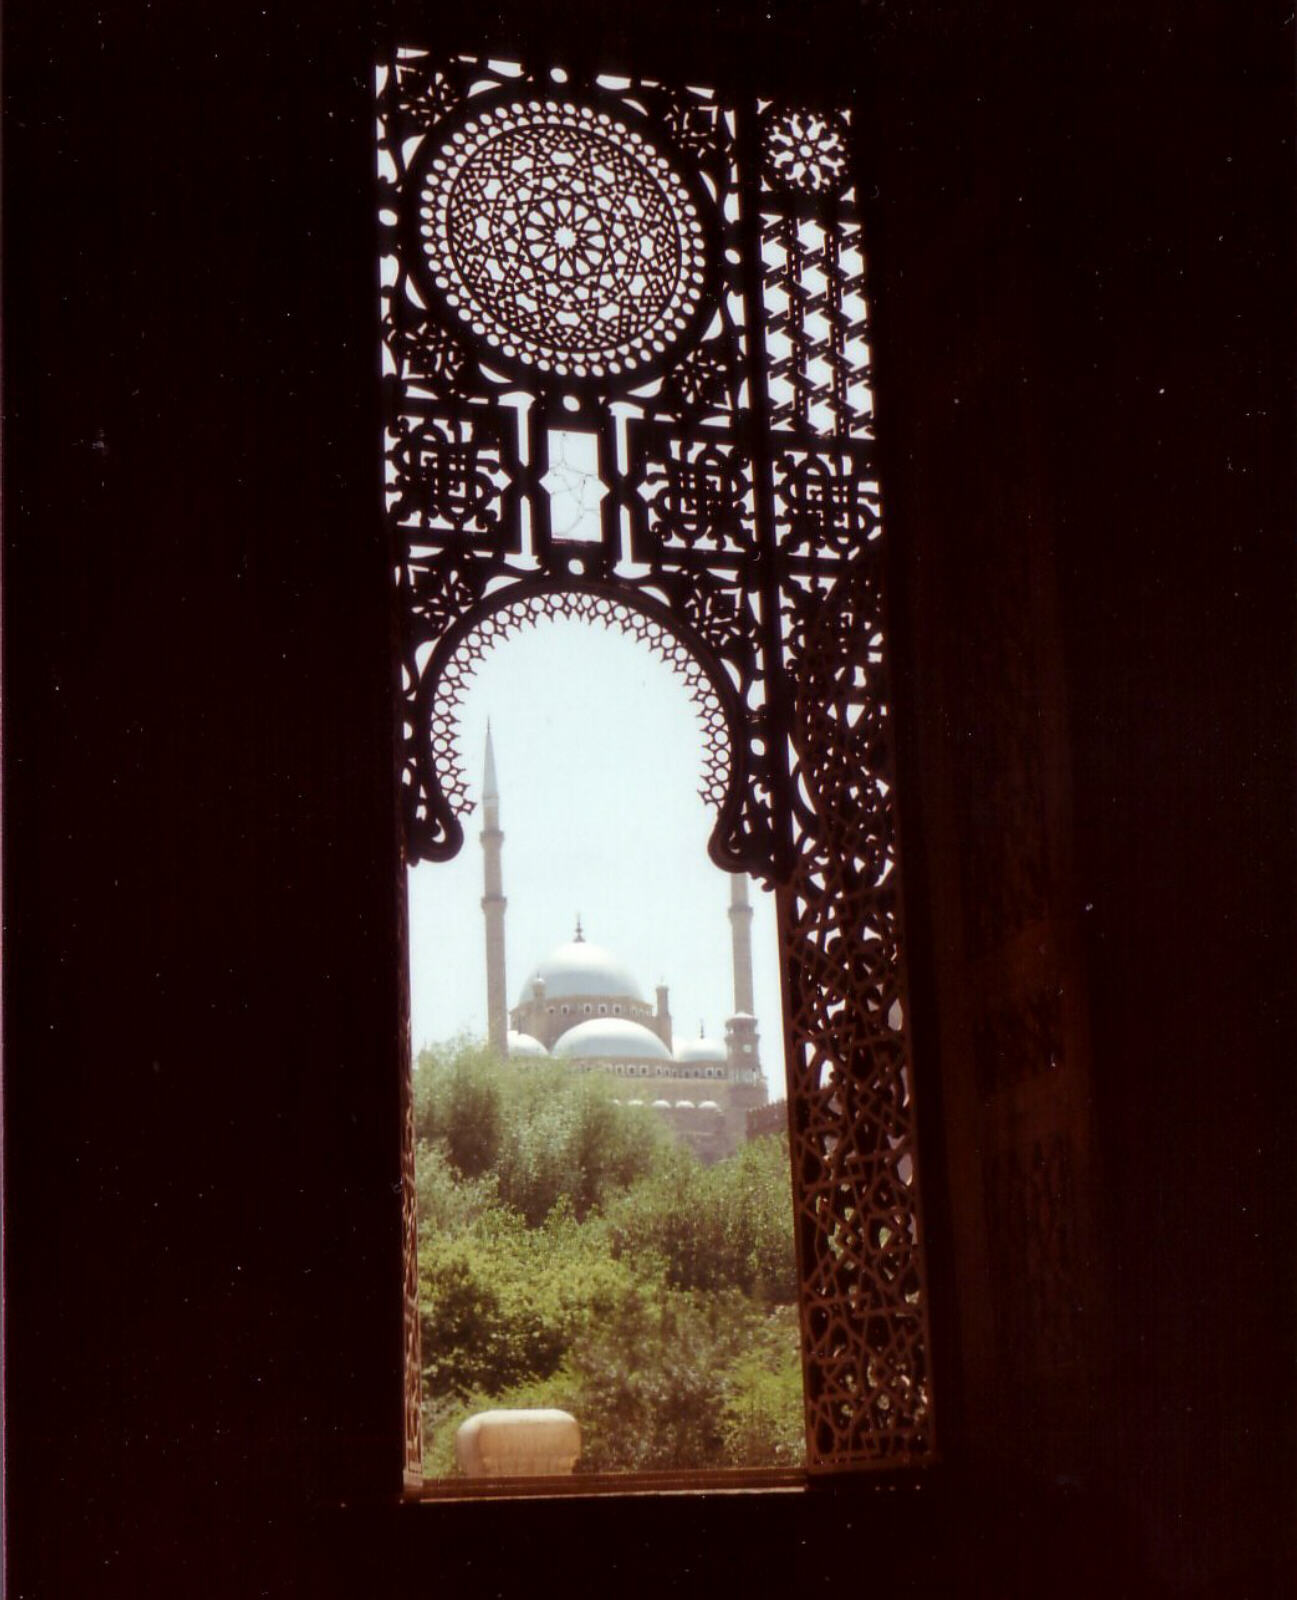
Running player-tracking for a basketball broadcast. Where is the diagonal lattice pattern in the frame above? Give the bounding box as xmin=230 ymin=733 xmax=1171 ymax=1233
xmin=763 ymin=213 xmax=873 ymax=438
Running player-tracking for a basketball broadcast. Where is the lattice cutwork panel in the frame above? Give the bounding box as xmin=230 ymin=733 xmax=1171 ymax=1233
xmin=379 ymin=46 xmax=933 ymax=1480
xmin=781 ymin=562 xmax=932 ymax=1465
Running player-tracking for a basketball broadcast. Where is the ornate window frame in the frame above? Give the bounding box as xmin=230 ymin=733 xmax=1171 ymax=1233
xmin=377 ymin=46 xmax=934 ymax=1490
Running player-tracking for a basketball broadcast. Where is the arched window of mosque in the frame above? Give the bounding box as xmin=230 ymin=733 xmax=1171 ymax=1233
xmin=382 ymin=47 xmax=931 ymax=1494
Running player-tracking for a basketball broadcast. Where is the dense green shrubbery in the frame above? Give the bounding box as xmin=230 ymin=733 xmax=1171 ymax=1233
xmin=414 ymin=1039 xmax=803 ymax=1476
xmin=415 ymin=1039 xmax=667 ymax=1223
xmin=603 ymin=1136 xmax=797 ymax=1302
xmin=424 ymin=1292 xmax=805 ymax=1479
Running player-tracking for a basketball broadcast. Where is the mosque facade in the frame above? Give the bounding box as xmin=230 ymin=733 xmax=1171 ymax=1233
xmin=479 ymin=728 xmax=769 ymax=1162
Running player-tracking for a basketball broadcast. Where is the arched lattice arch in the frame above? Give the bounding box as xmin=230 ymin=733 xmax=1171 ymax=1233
xmin=413 ymin=582 xmax=742 ymax=867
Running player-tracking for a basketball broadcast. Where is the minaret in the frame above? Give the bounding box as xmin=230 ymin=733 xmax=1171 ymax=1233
xmin=728 ymin=873 xmax=756 ymax=1017
xmin=480 ymin=723 xmax=508 ymax=1056
xmin=725 ymin=872 xmax=767 ymax=1149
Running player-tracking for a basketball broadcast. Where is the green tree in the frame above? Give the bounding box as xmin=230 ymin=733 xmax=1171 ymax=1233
xmin=414 ymin=1038 xmax=503 ymax=1178
xmin=416 ymin=1039 xmax=669 ymax=1224
xmin=720 ymin=1304 xmax=805 ymax=1466
xmin=605 ymin=1135 xmax=797 ymax=1301
xmin=418 ymin=1200 xmax=647 ymax=1402
xmin=414 ymin=1136 xmax=498 ymax=1240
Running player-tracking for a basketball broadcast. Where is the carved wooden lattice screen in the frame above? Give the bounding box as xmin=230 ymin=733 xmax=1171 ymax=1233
xmin=376 ymin=49 xmax=933 ymax=1481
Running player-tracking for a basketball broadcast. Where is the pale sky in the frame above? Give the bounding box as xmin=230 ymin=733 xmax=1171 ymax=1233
xmin=407 ymin=615 xmax=784 ymax=1090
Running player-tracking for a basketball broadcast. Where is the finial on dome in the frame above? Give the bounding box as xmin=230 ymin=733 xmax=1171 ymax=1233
xmin=483 ymin=720 xmax=499 ymax=803
xmin=574 ymin=914 xmax=584 ymax=943
xmin=699 ymin=1019 xmax=705 ymax=1038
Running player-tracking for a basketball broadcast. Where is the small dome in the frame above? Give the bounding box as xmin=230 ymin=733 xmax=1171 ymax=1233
xmin=507 ymin=1030 xmax=549 ymax=1059
xmin=675 ymin=1035 xmax=727 ymax=1065
xmin=674 ymin=1099 xmax=696 ymax=1110
xmin=518 ymin=938 xmax=645 ymax=1006
xmin=552 ymin=1017 xmax=672 ymax=1062
xmin=651 ymin=1099 xmax=672 ymax=1109
xmin=698 ymin=1099 xmax=722 ymax=1112
xmin=626 ymin=1098 xmax=644 ymax=1107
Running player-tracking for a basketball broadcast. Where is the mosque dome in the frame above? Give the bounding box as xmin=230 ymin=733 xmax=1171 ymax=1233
xmin=518 ymin=936 xmax=646 ymax=1006
xmin=552 ymin=1017 xmax=672 ymax=1061
xmin=675 ymin=1034 xmax=728 ymax=1065
xmin=506 ymin=1029 xmax=549 ymax=1059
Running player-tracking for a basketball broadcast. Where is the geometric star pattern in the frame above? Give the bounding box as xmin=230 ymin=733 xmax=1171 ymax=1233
xmin=420 ymin=99 xmax=708 ymax=381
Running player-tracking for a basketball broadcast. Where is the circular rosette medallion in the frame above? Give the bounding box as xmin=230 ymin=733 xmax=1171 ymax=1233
xmin=418 ymin=99 xmax=710 ymax=383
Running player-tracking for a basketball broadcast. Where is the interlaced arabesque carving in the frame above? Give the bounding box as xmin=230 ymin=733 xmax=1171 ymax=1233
xmin=379 ymin=48 xmax=932 ymax=1476
xmin=387 ymin=406 xmax=517 ymax=540
xmin=775 ymin=445 xmax=880 ymax=555
xmin=420 ymin=100 xmax=708 ymax=381
xmin=633 ymin=427 xmax=756 ymax=556
xmin=781 ymin=561 xmax=930 ymax=1461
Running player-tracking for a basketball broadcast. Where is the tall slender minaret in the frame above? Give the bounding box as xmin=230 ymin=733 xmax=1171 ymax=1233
xmin=480 ymin=723 xmax=508 ymax=1056
xmin=725 ymin=873 xmax=766 ymax=1142
xmin=728 ymin=872 xmax=756 ymax=1017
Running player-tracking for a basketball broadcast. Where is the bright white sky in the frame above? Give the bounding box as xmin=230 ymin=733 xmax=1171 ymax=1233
xmin=407 ymin=616 xmax=784 ymax=1089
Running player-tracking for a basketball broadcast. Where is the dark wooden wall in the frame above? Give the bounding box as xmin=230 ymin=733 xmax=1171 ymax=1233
xmin=5 ymin=3 xmax=1292 ymax=1594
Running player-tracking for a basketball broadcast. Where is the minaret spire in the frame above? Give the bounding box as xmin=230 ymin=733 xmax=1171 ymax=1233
xmin=483 ymin=717 xmax=500 ymax=801
xmin=480 ymin=723 xmax=508 ymax=1056
xmin=728 ymin=872 xmax=756 ymax=1017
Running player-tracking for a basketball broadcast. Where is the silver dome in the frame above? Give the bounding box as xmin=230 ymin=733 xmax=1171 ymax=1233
xmin=552 ymin=1017 xmax=671 ymax=1062
xmin=517 ymin=938 xmax=645 ymax=1006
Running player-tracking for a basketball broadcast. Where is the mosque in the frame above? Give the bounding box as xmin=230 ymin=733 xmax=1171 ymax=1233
xmin=478 ymin=728 xmax=770 ymax=1161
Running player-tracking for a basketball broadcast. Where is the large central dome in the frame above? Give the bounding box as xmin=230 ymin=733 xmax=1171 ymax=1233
xmin=517 ymin=937 xmax=645 ymax=1005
